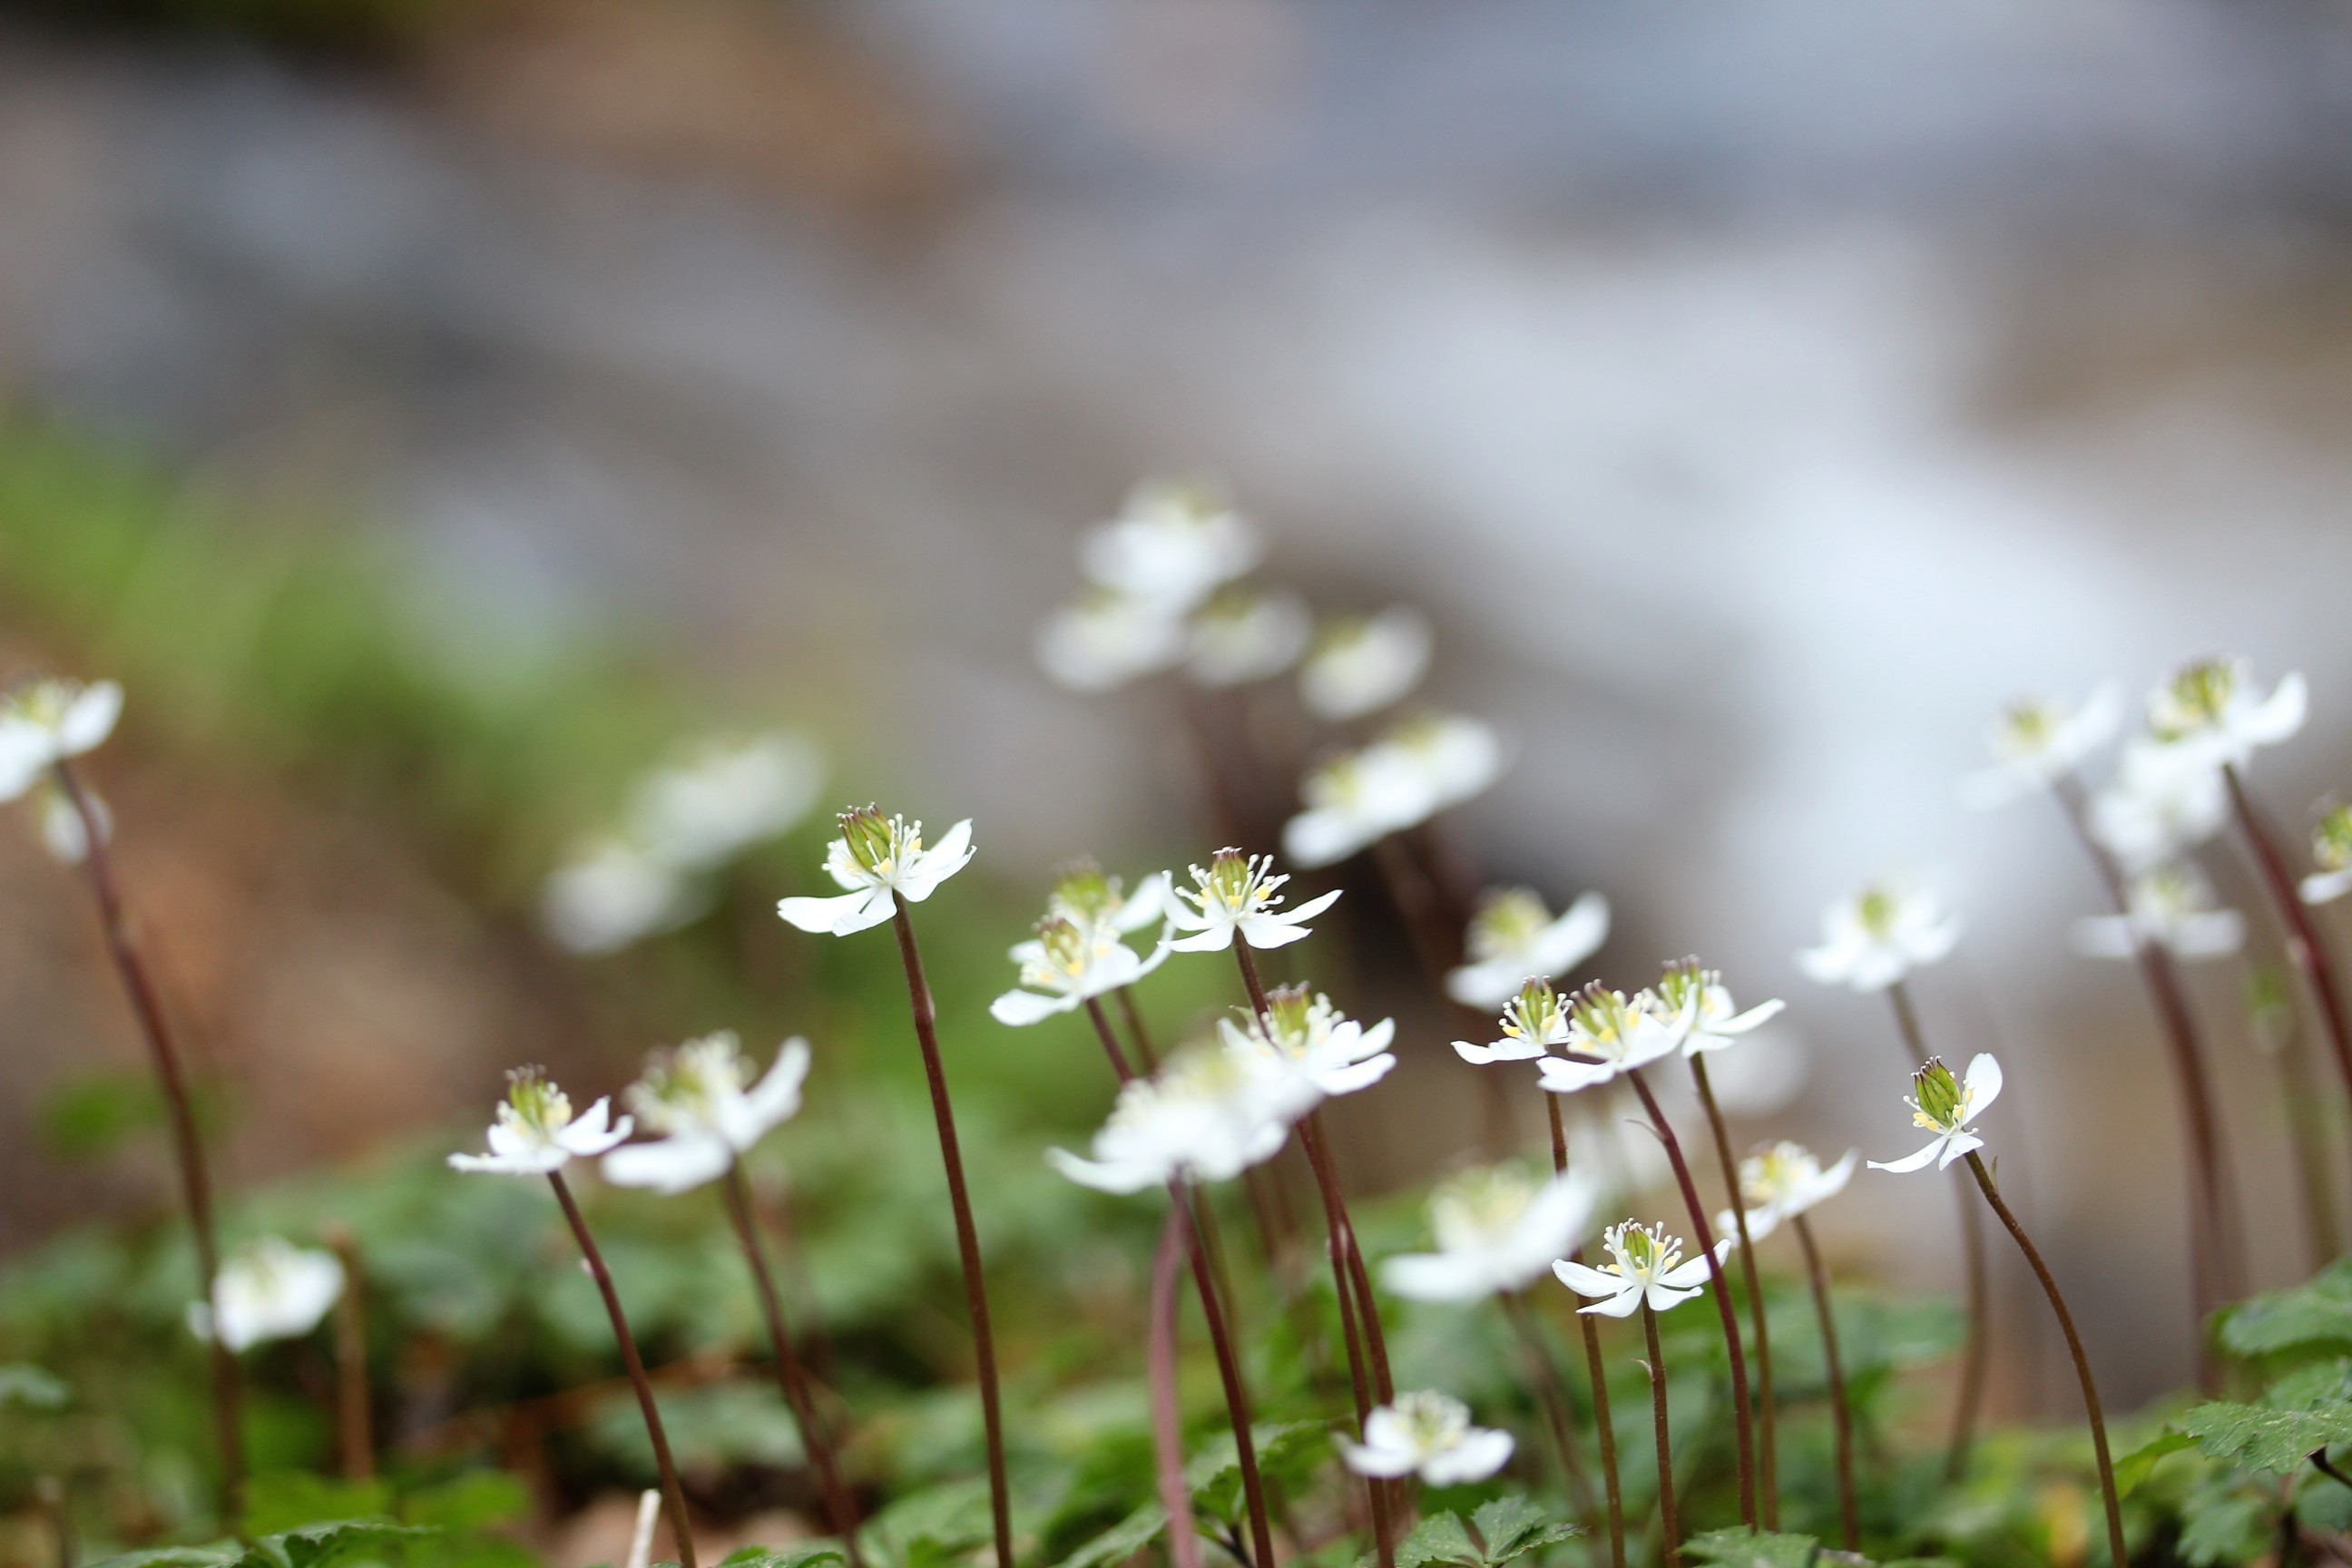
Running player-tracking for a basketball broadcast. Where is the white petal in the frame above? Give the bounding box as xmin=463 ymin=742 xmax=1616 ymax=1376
xmin=1867 ymin=1140 xmax=1945 ymax=1175
xmin=2243 ymin=672 xmax=2308 ymax=747
xmin=560 ymin=1101 xmax=636 ymax=1158
xmin=58 ymin=682 xmax=123 ymax=755
xmin=1936 ymin=1132 xmax=1984 ymax=1169
xmin=1286 ymin=887 xmax=1344 ymax=923
xmin=1537 ymin=1057 xmax=1617 ymax=1094
xmin=1643 ymin=1282 xmax=1705 ymax=1314
xmin=1794 ymin=942 xmax=1856 ymax=987
xmin=1168 ymin=925 xmax=1235 ymax=953
xmin=1045 ymin=1147 xmax=1158 ymax=1194
xmin=1337 ymin=1439 xmax=1418 ymax=1479
xmin=2304 ymin=867 xmax=2352 ymax=906
xmin=1553 ymin=1259 xmax=1623 ymax=1298
xmin=1385 ymin=1253 xmax=1493 ymax=1302
xmin=1577 ymin=1289 xmax=1645 ymax=1318
xmin=1446 ymin=957 xmax=1523 ymax=1011
xmin=1714 ymin=997 xmax=1785 ymax=1035
xmin=602 ymin=1134 xmax=733 ymax=1194
xmin=899 ymin=820 xmax=976 ymax=900
xmin=0 ymin=730 xmax=50 ymax=803
xmin=1283 ymin=808 xmax=1372 ymax=869
xmin=1454 ymin=1037 xmax=1542 ymax=1065
xmin=1537 ymin=893 xmax=1610 ymax=974
xmin=2070 ymin=916 xmax=2138 ymax=960
xmin=2170 ymin=911 xmax=2245 ymax=960
xmin=1238 ymin=913 xmax=1316 ymax=949
xmin=1961 ymin=1054 xmax=2004 ymax=1120
xmin=1317 ymin=1055 xmax=1396 ymax=1096
xmin=991 ymin=988 xmax=1073 ymax=1025
xmin=779 ymin=890 xmax=873 ymax=934
xmin=1423 ymin=1428 xmax=1514 ymax=1485
xmin=739 ymin=1038 xmax=812 ymax=1137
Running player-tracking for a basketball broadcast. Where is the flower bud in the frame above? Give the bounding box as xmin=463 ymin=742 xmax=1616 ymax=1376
xmin=2315 ymin=805 xmax=2352 ymax=876
xmin=1912 ymin=1056 xmax=1963 ymax=1128
xmin=1466 ymin=888 xmax=1548 ymax=962
xmin=505 ymin=1065 xmax=571 ymax=1132
xmin=1051 ymin=858 xmax=1119 ymax=926
xmin=2151 ymin=657 xmax=2237 ymax=740
xmin=837 ymin=805 xmax=897 ymax=874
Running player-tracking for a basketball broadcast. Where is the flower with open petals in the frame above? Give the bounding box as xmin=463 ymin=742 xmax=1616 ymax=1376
xmin=450 ymin=1068 xmax=633 ymax=1176
xmin=1381 ymin=711 xmax=1504 ymax=812
xmin=0 ymin=678 xmax=122 ymax=804
xmin=2146 ymin=657 xmax=2307 ymax=770
xmin=778 ymin=807 xmax=975 ymax=936
xmin=1656 ymin=957 xmax=1784 ymax=1055
xmin=602 ymin=1034 xmax=811 ymax=1195
xmin=1282 ymin=744 xmax=1431 ymax=868
xmin=1166 ymin=848 xmax=1340 ymax=952
xmin=2073 ymin=862 xmax=2244 ymax=962
xmin=1383 ymin=1163 xmax=1600 ymax=1301
xmin=1047 ymin=1040 xmax=1318 ymax=1192
xmin=2089 ymin=739 xmax=2230 ymax=871
xmin=2302 ymin=806 xmax=2352 ymax=906
xmin=1446 ymin=888 xmax=1610 ymax=1011
xmin=1534 ymin=983 xmax=1692 ymax=1094
xmin=993 ymin=916 xmax=1172 ymax=1025
xmin=1186 ymin=587 xmax=1311 ymax=687
xmin=1338 ymin=1391 xmax=1514 ymax=1485
xmin=1553 ymin=1220 xmax=1721 ymax=1318
xmin=1959 ymin=687 xmax=2122 ymax=810
xmin=1718 ymin=1142 xmax=1857 ymax=1243
xmin=1080 ymin=480 xmax=1261 ymax=614
xmin=1454 ymin=977 xmax=1573 ymax=1065
xmin=1797 ymin=882 xmax=1961 ymax=993
xmin=1219 ymin=984 xmax=1396 ymax=1099
xmin=1298 ymin=608 xmax=1433 ymax=722
xmin=542 ymin=838 xmax=699 ymax=956
xmin=187 ymin=1238 xmax=345 ymax=1353
xmin=1869 ymin=1054 xmax=2002 ymax=1173
xmin=1037 ymin=589 xmax=1188 ymax=693
xmin=630 ymin=733 xmax=824 ymax=871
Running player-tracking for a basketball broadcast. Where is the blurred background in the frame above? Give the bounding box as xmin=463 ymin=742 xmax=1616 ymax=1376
xmin=5 ymin=0 xmax=2352 ymax=1527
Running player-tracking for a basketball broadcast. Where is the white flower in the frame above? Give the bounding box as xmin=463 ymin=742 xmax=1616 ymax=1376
xmin=1868 ymin=1054 xmax=2003 ymax=1174
xmin=778 ymin=808 xmax=975 ymax=936
xmin=1534 ymin=983 xmax=1693 ymax=1094
xmin=1454 ymin=977 xmax=1573 ymax=1066
xmin=1655 ymin=957 xmax=1784 ymax=1056
xmin=1553 ymin=1220 xmax=1722 ymax=1318
xmin=2304 ymin=807 xmax=2352 ymax=906
xmin=1045 ymin=860 xmax=1172 ymax=938
xmin=601 ymin=1034 xmax=811 ymax=1195
xmin=1381 ymin=711 xmax=1504 ymax=813
xmin=992 ymin=916 xmax=1172 ymax=1025
xmin=1717 ymin=1142 xmax=1857 ymax=1243
xmin=449 ymin=1068 xmax=634 ymax=1176
xmin=1338 ymin=1391 xmax=1514 ymax=1485
xmin=1796 ymin=883 xmax=1962 ymax=993
xmin=0 ymin=679 xmax=122 ymax=804
xmin=542 ymin=839 xmax=699 ymax=955
xmin=1960 ymin=686 xmax=2122 ymax=810
xmin=1218 ymin=985 xmax=1396 ymax=1099
xmin=1282 ymin=744 xmax=1432 ymax=868
xmin=1079 ymin=480 xmax=1261 ymax=615
xmin=1037 ymin=589 xmax=1188 ymax=692
xmin=187 ymin=1238 xmax=345 ymax=1353
xmin=2073 ymin=862 xmax=2244 ymax=962
xmin=1165 ymin=848 xmax=1340 ymax=952
xmin=2088 ymin=739 xmax=2230 ymax=871
xmin=1382 ymin=1164 xmax=1600 ymax=1301
xmin=1047 ymin=1040 xmax=1317 ymax=1192
xmin=1446 ymin=887 xmax=1610 ymax=1011
xmin=630 ymin=733 xmax=824 ymax=871
xmin=1186 ymin=587 xmax=1311 ymax=687
xmin=2146 ymin=657 xmax=2308 ymax=771
xmin=1298 ymin=608 xmax=1433 ymax=722
xmin=39 ymin=787 xmax=109 ymax=865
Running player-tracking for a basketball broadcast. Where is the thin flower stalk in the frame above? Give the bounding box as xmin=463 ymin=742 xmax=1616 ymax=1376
xmin=2225 ymin=767 xmax=2352 ymax=1149
xmin=1498 ymin=1291 xmax=1600 ymax=1518
xmin=548 ymin=1171 xmax=698 ymax=1568
xmin=49 ymin=759 xmax=244 ymax=1517
xmin=1790 ymin=1215 xmax=1858 ymax=1553
xmin=1642 ymin=1301 xmax=1679 ymax=1563
xmin=721 ymin=1167 xmax=866 ymax=1566
xmin=327 ymin=1228 xmax=373 ymax=1482
xmin=889 ymin=904 xmax=1014 ymax=1568
xmin=1962 ymin=1152 xmax=2126 ymax=1568
xmin=1082 ymin=1000 xmax=1279 ymax=1568
xmin=1886 ymin=980 xmax=1989 ymax=1481
xmin=1147 ymin=1204 xmax=1205 ymax=1568
xmin=1547 ymin=1097 xmax=1625 ymax=1568
xmin=1689 ymin=1055 xmax=1779 ymax=1529
xmin=2249 ymin=969 xmax=2341 ymax=1269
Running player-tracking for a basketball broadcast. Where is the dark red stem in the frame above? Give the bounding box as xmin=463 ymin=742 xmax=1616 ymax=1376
xmin=1792 ymin=1216 xmax=1859 ymax=1552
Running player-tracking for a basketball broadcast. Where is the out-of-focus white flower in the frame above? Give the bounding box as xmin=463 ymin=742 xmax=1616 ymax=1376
xmin=1380 ymin=711 xmax=1504 ymax=812
xmin=1298 ymin=609 xmax=1433 ymax=722
xmin=1960 ymin=687 xmax=2122 ymax=810
xmin=778 ymin=808 xmax=975 ymax=936
xmin=992 ymin=916 xmax=1172 ymax=1025
xmin=2146 ymin=657 xmax=2307 ymax=770
xmin=1338 ymin=1391 xmax=1514 ymax=1485
xmin=1186 ymin=587 xmax=1311 ymax=687
xmin=449 ymin=1068 xmax=633 ymax=1176
xmin=1446 ymin=888 xmax=1610 ymax=1011
xmin=2073 ymin=862 xmax=2245 ymax=962
xmin=1869 ymin=1054 xmax=2002 ymax=1174
xmin=1282 ymin=744 xmax=1431 ymax=868
xmin=1079 ymin=481 xmax=1260 ymax=614
xmin=0 ymin=678 xmax=122 ymax=803
xmin=187 ymin=1238 xmax=345 ymax=1353
xmin=39 ymin=787 xmax=108 ymax=865
xmin=542 ymin=839 xmax=698 ymax=956
xmin=1796 ymin=883 xmax=1962 ymax=993
xmin=1166 ymin=848 xmax=1340 ymax=952
xmin=630 ymin=733 xmax=823 ymax=871
xmin=1718 ymin=1142 xmax=1857 ymax=1243
xmin=1037 ymin=589 xmax=1188 ymax=693
xmin=1383 ymin=1164 xmax=1600 ymax=1301
xmin=1045 ymin=860 xmax=1171 ymax=939
xmin=1047 ymin=1040 xmax=1317 ymax=1192
xmin=1219 ymin=985 xmax=1396 ymax=1099
xmin=2090 ymin=740 xmax=2230 ymax=871
xmin=1454 ymin=977 xmax=1573 ymax=1066
xmin=1535 ymin=984 xmax=1693 ymax=1094
xmin=1553 ymin=1220 xmax=1723 ymax=1318
xmin=601 ymin=1034 xmax=811 ymax=1195
xmin=2305 ymin=807 xmax=2352 ymax=906
xmin=1655 ymin=958 xmax=1784 ymax=1056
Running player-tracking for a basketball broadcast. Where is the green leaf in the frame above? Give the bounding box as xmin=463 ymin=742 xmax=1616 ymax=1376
xmin=0 ymin=1362 xmax=69 ymax=1410
xmin=1052 ymin=1504 xmax=1166 ymax=1568
xmin=1678 ymin=1529 xmax=1819 ymax=1568
xmin=241 ymin=1475 xmax=394 ymax=1537
xmin=1184 ymin=1421 xmax=1329 ymax=1524
xmin=2180 ymin=1400 xmax=2352 ymax=1475
xmin=1385 ymin=1514 xmax=1480 ymax=1568
xmin=720 ymin=1550 xmax=851 ymax=1568
xmin=400 ymin=1472 xmax=533 ymax=1533
xmin=259 ymin=1520 xmax=440 ymax=1568
xmin=2114 ymin=1429 xmax=2198 ymax=1496
xmin=1467 ymin=1497 xmax=1582 ymax=1564
xmin=2178 ymin=1486 xmax=2272 ymax=1568
xmin=84 ymin=1549 xmax=242 ymax=1568
xmin=2216 ymin=1261 xmax=2352 ymax=1363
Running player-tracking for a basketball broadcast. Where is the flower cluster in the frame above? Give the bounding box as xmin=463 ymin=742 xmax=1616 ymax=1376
xmin=1035 ymin=482 xmax=1271 ymax=691
xmin=1047 ymin=1036 xmax=1320 ymax=1192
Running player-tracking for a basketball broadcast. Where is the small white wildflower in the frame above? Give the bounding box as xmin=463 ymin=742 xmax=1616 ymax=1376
xmin=1186 ymin=587 xmax=1311 ymax=687
xmin=1046 ymin=1040 xmax=1317 ymax=1192
xmin=1036 ymin=589 xmax=1189 ymax=693
xmin=449 ymin=1068 xmax=633 ymax=1176
xmin=187 ymin=1238 xmax=345 ymax=1353
xmin=1534 ymin=983 xmax=1694 ymax=1095
xmin=1079 ymin=480 xmax=1261 ymax=615
xmin=1553 ymin=1220 xmax=1723 ymax=1318
xmin=992 ymin=915 xmax=1172 ymax=1025
xmin=1338 ymin=1391 xmax=1514 ymax=1485
xmin=1298 ymin=608 xmax=1433 ymax=722
xmin=1868 ymin=1054 xmax=2002 ymax=1174
xmin=1717 ymin=1142 xmax=1857 ymax=1243
xmin=2088 ymin=739 xmax=2230 ymax=871
xmin=0 ymin=678 xmax=122 ymax=804
xmin=629 ymin=733 xmax=824 ymax=871
xmin=1218 ymin=985 xmax=1396 ymax=1100
xmin=1796 ymin=882 xmax=1962 ymax=993
xmin=542 ymin=839 xmax=699 ymax=955
xmin=1382 ymin=1164 xmax=1601 ymax=1301
xmin=778 ymin=807 xmax=975 ymax=937
xmin=1446 ymin=887 xmax=1610 ymax=1011
xmin=1453 ymin=977 xmax=1573 ymax=1066
xmin=2073 ymin=862 xmax=2244 ymax=962
xmin=2145 ymin=657 xmax=2307 ymax=770
xmin=1959 ymin=687 xmax=2122 ymax=810
xmin=601 ymin=1034 xmax=812 ymax=1195
xmin=1165 ymin=848 xmax=1340 ymax=952
xmin=1282 ymin=744 xmax=1431 ymax=868
xmin=1655 ymin=957 xmax=1784 ymax=1056
xmin=39 ymin=787 xmax=108 ymax=865
xmin=2304 ymin=806 xmax=2352 ymax=906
